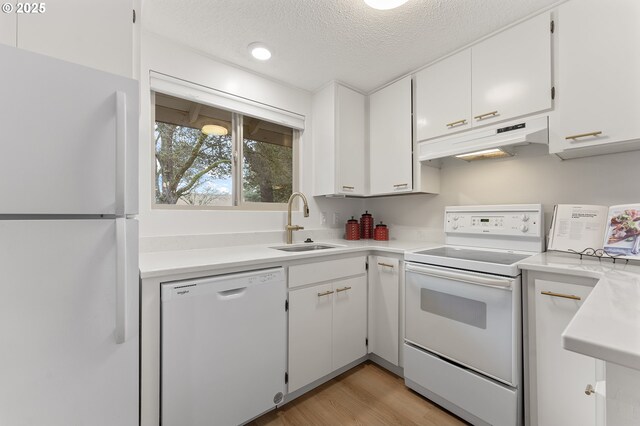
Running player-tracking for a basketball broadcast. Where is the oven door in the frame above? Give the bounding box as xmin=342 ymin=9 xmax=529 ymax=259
xmin=405 ymin=262 xmax=519 ymax=386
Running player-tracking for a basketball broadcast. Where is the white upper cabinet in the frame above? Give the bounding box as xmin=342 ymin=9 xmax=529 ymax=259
xmin=415 ymin=50 xmax=472 ymax=141
xmin=16 ymin=0 xmax=134 ymax=77
xmin=472 ymin=12 xmax=552 ymax=127
xmin=550 ymin=0 xmax=640 ymax=159
xmin=369 ymin=76 xmax=413 ymax=195
xmin=313 ymin=82 xmax=366 ymax=196
xmin=0 ymin=12 xmax=16 ymax=47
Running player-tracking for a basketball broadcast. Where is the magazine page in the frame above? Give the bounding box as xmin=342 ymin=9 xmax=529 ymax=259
xmin=548 ymin=205 xmax=609 ymax=252
xmin=602 ymin=204 xmax=640 ymax=258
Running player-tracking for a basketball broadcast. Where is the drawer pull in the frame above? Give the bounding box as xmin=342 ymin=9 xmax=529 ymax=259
xmin=336 ymin=286 xmax=352 ymax=293
xmin=317 ymin=290 xmax=334 ymax=297
xmin=393 ymin=183 xmax=409 ymax=188
xmin=541 ymin=291 xmax=581 ymax=301
xmin=474 ymin=110 xmax=498 ymax=120
xmin=342 ymin=185 xmax=355 ymax=190
xmin=585 ymin=384 xmax=595 ymax=395
xmin=565 ymin=131 xmax=602 ymax=141
xmin=446 ymin=119 xmax=467 ymax=127
xmin=377 ymin=262 xmax=395 ymax=268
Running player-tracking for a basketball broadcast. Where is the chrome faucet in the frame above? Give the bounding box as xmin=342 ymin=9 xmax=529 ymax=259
xmin=286 ymin=192 xmax=310 ymax=244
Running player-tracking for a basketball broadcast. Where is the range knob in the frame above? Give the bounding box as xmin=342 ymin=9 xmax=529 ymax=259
xmin=452 ymin=215 xmax=459 ymax=221
xmin=521 ymin=214 xmax=530 ymax=222
xmin=452 ymin=223 xmax=459 ymax=230
xmin=519 ymin=225 xmax=529 ymax=233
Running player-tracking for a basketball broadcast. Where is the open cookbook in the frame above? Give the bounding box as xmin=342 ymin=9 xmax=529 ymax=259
xmin=548 ymin=204 xmax=640 ymax=258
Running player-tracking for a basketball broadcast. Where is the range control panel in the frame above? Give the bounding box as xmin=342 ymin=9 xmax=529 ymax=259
xmin=445 ymin=207 xmax=542 ymax=237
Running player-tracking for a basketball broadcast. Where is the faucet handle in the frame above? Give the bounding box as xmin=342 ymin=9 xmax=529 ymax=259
xmin=286 ymin=225 xmax=304 ymax=231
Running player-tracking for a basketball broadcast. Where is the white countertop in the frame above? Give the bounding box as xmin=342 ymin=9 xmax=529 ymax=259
xmin=139 ymin=238 xmax=438 ymax=279
xmin=519 ymin=252 xmax=640 ymax=370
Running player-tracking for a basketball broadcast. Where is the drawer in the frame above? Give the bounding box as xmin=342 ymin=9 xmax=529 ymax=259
xmin=288 ymin=256 xmax=366 ymax=288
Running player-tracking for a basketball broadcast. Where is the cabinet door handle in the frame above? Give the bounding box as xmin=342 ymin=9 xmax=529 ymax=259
xmin=317 ymin=290 xmax=334 ymax=297
xmin=541 ymin=291 xmax=581 ymax=301
xmin=565 ymin=131 xmax=602 ymax=141
xmin=474 ymin=110 xmax=498 ymax=120
xmin=585 ymin=384 xmax=595 ymax=395
xmin=446 ymin=119 xmax=467 ymax=127
xmin=335 ymin=286 xmax=352 ymax=293
xmin=342 ymin=185 xmax=355 ymax=190
xmin=377 ymin=262 xmax=395 ymax=268
xmin=393 ymin=183 xmax=409 ymax=188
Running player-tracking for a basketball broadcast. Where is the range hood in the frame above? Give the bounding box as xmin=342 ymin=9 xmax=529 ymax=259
xmin=418 ymin=116 xmax=549 ymax=161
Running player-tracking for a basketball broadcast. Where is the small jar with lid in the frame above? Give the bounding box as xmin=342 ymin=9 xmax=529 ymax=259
xmin=345 ymin=217 xmax=360 ymax=240
xmin=374 ymin=221 xmax=389 ymax=241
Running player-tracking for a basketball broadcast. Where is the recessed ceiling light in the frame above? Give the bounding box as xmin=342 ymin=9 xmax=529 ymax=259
xmin=248 ymin=42 xmax=272 ymax=61
xmin=201 ymin=124 xmax=229 ymax=136
xmin=364 ymin=0 xmax=409 ymax=10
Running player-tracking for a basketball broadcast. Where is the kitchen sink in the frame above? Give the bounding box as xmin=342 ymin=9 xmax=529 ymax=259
xmin=270 ymin=243 xmax=343 ymax=252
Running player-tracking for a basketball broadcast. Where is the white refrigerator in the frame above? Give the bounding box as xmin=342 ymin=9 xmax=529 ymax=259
xmin=0 ymin=44 xmax=139 ymax=425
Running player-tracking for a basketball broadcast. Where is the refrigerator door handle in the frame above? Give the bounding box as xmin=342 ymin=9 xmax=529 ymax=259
xmin=115 ymin=218 xmax=128 ymax=344
xmin=115 ymin=91 xmax=127 ymax=216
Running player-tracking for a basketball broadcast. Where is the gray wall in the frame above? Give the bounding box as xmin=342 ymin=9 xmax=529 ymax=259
xmin=366 ymin=146 xmax=640 ymax=238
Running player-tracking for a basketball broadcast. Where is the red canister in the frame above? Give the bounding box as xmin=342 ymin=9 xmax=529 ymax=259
xmin=360 ymin=211 xmax=374 ymax=239
xmin=345 ymin=217 xmax=360 ymax=240
xmin=374 ymin=221 xmax=389 ymax=241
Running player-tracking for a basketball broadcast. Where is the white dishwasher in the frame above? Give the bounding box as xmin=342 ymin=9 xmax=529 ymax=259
xmin=161 ymin=267 xmax=286 ymax=426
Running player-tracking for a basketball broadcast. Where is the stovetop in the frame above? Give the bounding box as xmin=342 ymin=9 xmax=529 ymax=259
xmin=405 ymin=245 xmax=536 ymax=277
xmin=412 ymin=246 xmax=532 ymax=265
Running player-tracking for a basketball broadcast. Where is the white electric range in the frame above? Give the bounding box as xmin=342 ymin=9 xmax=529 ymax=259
xmin=403 ymin=204 xmax=544 ymax=426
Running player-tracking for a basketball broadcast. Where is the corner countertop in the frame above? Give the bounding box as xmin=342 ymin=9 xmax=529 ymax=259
xmin=139 ymin=238 xmax=439 ymax=279
xmin=519 ymin=252 xmax=640 ymax=370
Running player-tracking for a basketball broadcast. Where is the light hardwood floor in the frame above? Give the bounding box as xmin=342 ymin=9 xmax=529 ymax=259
xmin=248 ymin=362 xmax=468 ymax=426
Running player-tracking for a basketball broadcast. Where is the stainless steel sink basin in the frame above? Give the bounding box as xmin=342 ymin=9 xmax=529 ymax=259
xmin=270 ymin=243 xmax=342 ymax=252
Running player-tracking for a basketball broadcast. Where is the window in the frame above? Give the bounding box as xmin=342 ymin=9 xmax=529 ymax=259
xmin=153 ymin=93 xmax=296 ymax=209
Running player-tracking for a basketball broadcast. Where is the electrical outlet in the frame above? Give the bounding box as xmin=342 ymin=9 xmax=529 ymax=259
xmin=321 ymin=212 xmax=327 ymax=225
xmin=332 ymin=212 xmax=340 ymax=225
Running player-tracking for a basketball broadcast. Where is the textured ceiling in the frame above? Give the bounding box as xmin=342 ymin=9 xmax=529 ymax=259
xmin=143 ymin=0 xmax=559 ymax=93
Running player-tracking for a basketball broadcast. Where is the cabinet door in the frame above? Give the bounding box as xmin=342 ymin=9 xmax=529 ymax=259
xmin=335 ymin=84 xmax=366 ymax=196
xmin=288 ymin=283 xmax=333 ymax=393
xmin=332 ymin=276 xmax=367 ymax=370
xmin=472 ymin=12 xmax=552 ymax=126
xmin=369 ymin=76 xmax=413 ymax=195
xmin=0 ymin=12 xmax=16 ymax=47
xmin=17 ymin=0 xmax=133 ymax=77
xmin=534 ymin=279 xmax=596 ymax=426
xmin=368 ymin=256 xmax=399 ymax=366
xmin=551 ymin=0 xmax=640 ymax=155
xmin=415 ymin=49 xmax=472 ymax=141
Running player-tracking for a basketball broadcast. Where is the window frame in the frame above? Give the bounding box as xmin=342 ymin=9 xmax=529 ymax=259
xmin=150 ymin=90 xmax=300 ymax=211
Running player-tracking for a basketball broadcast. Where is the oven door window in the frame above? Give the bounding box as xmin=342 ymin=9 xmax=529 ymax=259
xmin=405 ymin=265 xmax=517 ymax=386
xmin=420 ymin=288 xmax=487 ymax=329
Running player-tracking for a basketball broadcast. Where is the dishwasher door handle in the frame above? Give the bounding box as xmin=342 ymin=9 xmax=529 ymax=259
xmin=218 ymin=287 xmax=247 ymax=299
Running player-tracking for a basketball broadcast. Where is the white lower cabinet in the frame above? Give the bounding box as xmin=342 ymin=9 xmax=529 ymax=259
xmin=332 ymin=276 xmax=368 ymax=370
xmin=525 ymin=271 xmax=603 ymax=426
xmin=287 ymin=257 xmax=367 ymax=393
xmin=367 ymin=256 xmax=400 ymax=366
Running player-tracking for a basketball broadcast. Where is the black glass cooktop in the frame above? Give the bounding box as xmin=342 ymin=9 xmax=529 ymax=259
xmin=413 ymin=247 xmax=531 ymax=265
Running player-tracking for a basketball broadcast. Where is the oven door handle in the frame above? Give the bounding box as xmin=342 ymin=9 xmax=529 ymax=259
xmin=405 ymin=264 xmax=514 ymax=290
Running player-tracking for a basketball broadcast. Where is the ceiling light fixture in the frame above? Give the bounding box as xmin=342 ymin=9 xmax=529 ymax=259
xmin=364 ymin=0 xmax=409 ymax=10
xmin=455 ymin=148 xmax=512 ymax=161
xmin=201 ymin=124 xmax=229 ymax=136
xmin=248 ymin=42 xmax=272 ymax=61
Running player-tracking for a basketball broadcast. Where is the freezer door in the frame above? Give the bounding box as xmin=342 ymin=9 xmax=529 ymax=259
xmin=0 ymin=44 xmax=138 ymax=215
xmin=0 ymin=219 xmax=139 ymax=426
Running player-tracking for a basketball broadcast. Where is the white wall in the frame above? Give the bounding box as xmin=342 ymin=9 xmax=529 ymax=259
xmin=366 ymin=146 xmax=640 ymax=238
xmin=138 ymin=33 xmax=363 ymax=237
